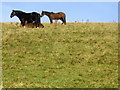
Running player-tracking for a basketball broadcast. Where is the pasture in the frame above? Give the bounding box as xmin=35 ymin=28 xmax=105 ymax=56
xmin=2 ymin=22 xmax=118 ymax=88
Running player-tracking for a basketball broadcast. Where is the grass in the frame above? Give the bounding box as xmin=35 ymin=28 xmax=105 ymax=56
xmin=2 ymin=22 xmax=118 ymax=88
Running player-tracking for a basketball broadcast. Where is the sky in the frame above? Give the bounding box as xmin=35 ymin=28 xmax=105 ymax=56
xmin=1 ymin=2 xmax=118 ymax=22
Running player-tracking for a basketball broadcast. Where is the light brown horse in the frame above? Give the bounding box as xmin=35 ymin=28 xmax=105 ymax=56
xmin=41 ymin=11 xmax=66 ymax=24
xmin=25 ymin=23 xmax=44 ymax=28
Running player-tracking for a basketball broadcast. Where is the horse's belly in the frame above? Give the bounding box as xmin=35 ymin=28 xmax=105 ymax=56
xmin=53 ymin=18 xmax=59 ymax=20
xmin=51 ymin=15 xmax=61 ymax=20
xmin=53 ymin=17 xmax=61 ymax=20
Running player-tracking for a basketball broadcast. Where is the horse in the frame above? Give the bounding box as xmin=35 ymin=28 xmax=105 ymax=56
xmin=41 ymin=11 xmax=66 ymax=24
xmin=10 ymin=10 xmax=41 ymax=28
xmin=25 ymin=23 xmax=44 ymax=28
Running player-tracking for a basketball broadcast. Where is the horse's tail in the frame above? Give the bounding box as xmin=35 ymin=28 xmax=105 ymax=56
xmin=63 ymin=13 xmax=66 ymax=24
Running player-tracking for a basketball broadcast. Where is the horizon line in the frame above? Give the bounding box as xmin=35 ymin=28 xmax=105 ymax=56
xmin=0 ymin=21 xmax=118 ymax=23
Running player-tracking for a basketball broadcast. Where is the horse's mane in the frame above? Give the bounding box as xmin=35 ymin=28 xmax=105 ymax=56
xmin=43 ymin=11 xmax=54 ymax=14
xmin=13 ymin=10 xmax=26 ymax=14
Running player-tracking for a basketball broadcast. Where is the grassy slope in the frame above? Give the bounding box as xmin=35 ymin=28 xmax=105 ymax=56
xmin=2 ymin=22 xmax=118 ymax=88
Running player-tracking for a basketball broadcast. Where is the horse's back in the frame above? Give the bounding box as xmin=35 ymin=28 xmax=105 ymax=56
xmin=57 ymin=12 xmax=65 ymax=14
xmin=57 ymin=12 xmax=66 ymax=17
xmin=50 ymin=12 xmax=66 ymax=20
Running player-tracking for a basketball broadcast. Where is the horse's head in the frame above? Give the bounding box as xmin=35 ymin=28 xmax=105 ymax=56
xmin=10 ymin=10 xmax=16 ymax=18
xmin=41 ymin=11 xmax=45 ymax=16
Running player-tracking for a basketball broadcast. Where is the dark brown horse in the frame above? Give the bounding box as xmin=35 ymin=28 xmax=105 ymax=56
xmin=41 ymin=11 xmax=66 ymax=24
xmin=10 ymin=10 xmax=41 ymax=27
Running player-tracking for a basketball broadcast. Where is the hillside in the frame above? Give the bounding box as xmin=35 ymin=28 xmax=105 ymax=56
xmin=2 ymin=22 xmax=118 ymax=88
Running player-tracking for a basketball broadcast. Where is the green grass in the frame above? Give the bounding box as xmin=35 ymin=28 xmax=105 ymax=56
xmin=2 ymin=22 xmax=118 ymax=88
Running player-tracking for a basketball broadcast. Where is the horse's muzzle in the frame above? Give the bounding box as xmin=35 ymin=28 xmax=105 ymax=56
xmin=10 ymin=15 xmax=13 ymax=18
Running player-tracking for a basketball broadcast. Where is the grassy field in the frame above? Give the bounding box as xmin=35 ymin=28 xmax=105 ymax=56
xmin=2 ymin=22 xmax=118 ymax=88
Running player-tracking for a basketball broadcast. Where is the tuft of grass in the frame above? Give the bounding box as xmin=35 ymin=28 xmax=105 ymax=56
xmin=2 ymin=22 xmax=118 ymax=88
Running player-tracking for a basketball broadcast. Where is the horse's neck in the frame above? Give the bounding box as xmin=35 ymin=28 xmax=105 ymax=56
xmin=45 ymin=12 xmax=52 ymax=17
xmin=15 ymin=12 xmax=25 ymax=20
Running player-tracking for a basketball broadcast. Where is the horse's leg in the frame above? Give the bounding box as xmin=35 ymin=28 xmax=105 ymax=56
xmin=37 ymin=18 xmax=40 ymax=27
xmin=37 ymin=23 xmax=40 ymax=28
xmin=21 ymin=22 xmax=25 ymax=27
xmin=20 ymin=19 xmax=26 ymax=27
xmin=63 ymin=17 xmax=66 ymax=25
xmin=35 ymin=22 xmax=38 ymax=28
xmin=20 ymin=22 xmax=24 ymax=26
xmin=61 ymin=16 xmax=66 ymax=25
xmin=20 ymin=21 xmax=24 ymax=27
xmin=64 ymin=20 xmax=66 ymax=25
xmin=21 ymin=22 xmax=25 ymax=28
xmin=35 ymin=18 xmax=39 ymax=28
xmin=35 ymin=21 xmax=37 ymax=28
xmin=60 ymin=18 xmax=65 ymax=24
xmin=35 ymin=17 xmax=40 ymax=28
xmin=34 ymin=20 xmax=38 ymax=28
xmin=50 ymin=19 xmax=53 ymax=24
xmin=49 ymin=17 xmax=53 ymax=24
